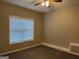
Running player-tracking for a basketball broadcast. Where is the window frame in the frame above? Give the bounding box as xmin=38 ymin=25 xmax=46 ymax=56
xmin=9 ymin=15 xmax=34 ymax=44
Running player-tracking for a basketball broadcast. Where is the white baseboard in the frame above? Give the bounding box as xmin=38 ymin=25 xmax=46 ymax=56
xmin=70 ymin=43 xmax=79 ymax=47
xmin=41 ymin=42 xmax=70 ymax=52
xmin=1 ymin=42 xmax=79 ymax=56
xmin=69 ymin=43 xmax=79 ymax=52
xmin=69 ymin=43 xmax=79 ymax=56
xmin=41 ymin=42 xmax=79 ymax=56
xmin=0 ymin=44 xmax=41 ymax=56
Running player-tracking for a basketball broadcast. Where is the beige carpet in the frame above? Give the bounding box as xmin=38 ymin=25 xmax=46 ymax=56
xmin=8 ymin=45 xmax=79 ymax=59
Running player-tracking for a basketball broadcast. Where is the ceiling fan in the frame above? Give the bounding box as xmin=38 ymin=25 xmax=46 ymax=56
xmin=34 ymin=0 xmax=62 ymax=7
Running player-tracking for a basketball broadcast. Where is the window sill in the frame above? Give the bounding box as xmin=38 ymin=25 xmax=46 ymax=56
xmin=9 ymin=39 xmax=34 ymax=45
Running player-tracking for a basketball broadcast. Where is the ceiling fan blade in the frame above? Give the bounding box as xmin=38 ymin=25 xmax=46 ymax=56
xmin=34 ymin=2 xmax=42 ymax=6
xmin=54 ymin=0 xmax=62 ymax=2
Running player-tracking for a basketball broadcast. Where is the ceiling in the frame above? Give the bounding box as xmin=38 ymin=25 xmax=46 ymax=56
xmin=2 ymin=0 xmax=79 ymax=13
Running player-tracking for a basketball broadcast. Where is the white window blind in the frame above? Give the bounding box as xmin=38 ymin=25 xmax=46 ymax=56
xmin=9 ymin=15 xmax=34 ymax=44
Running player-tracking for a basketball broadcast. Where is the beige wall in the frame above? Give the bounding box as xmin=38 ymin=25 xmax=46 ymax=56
xmin=44 ymin=5 xmax=79 ymax=48
xmin=0 ymin=2 xmax=43 ymax=53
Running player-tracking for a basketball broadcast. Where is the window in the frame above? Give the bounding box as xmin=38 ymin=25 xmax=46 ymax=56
xmin=9 ymin=15 xmax=34 ymax=44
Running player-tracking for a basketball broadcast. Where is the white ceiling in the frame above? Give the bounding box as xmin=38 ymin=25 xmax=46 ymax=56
xmin=2 ymin=0 xmax=79 ymax=13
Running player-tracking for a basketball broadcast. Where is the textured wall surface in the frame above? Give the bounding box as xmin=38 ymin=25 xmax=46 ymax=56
xmin=43 ymin=0 xmax=79 ymax=48
xmin=0 ymin=2 xmax=43 ymax=53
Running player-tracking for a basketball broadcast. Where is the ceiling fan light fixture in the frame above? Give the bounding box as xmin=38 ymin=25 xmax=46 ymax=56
xmin=41 ymin=2 xmax=45 ymax=6
xmin=41 ymin=0 xmax=49 ymax=7
xmin=34 ymin=0 xmax=62 ymax=7
xmin=45 ymin=1 xmax=49 ymax=7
